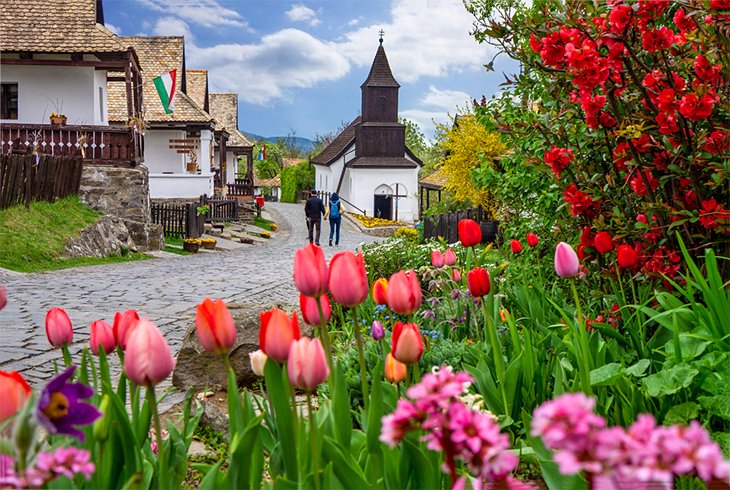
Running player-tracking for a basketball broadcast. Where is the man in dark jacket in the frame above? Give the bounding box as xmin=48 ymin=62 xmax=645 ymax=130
xmin=304 ymin=189 xmax=326 ymax=246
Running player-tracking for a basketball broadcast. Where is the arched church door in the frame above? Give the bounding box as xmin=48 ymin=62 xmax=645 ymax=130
xmin=373 ymin=184 xmax=393 ymax=220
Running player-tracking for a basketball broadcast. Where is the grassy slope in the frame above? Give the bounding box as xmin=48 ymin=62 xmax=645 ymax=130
xmin=0 ymin=196 xmax=149 ymax=272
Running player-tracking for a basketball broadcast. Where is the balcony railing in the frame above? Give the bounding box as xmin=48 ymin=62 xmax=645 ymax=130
xmin=0 ymin=123 xmax=141 ymax=165
xmin=227 ymin=178 xmax=254 ymax=198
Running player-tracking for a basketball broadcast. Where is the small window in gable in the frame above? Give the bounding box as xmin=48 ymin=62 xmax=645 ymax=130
xmin=1 ymin=83 xmax=18 ymax=119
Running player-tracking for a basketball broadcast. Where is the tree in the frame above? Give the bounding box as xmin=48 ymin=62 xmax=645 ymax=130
xmin=253 ymin=141 xmax=284 ymax=179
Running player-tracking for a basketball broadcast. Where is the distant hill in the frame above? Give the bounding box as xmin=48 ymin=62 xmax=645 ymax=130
xmin=241 ymin=131 xmax=315 ymax=153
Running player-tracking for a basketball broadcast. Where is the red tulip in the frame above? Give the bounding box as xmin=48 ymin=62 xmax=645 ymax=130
xmin=259 ymin=308 xmax=301 ymax=362
xmin=555 ymin=242 xmax=580 ymax=278
xmin=195 ymin=297 xmax=237 ymax=355
xmin=431 ymin=250 xmax=445 ymax=268
xmin=45 ymin=308 xmax=73 ymax=348
xmin=392 ymin=322 xmax=424 ymax=364
xmin=294 ymin=244 xmax=329 ymax=297
xmin=123 ymin=319 xmax=175 ymax=386
xmin=384 ymin=353 xmax=407 ymax=383
xmin=458 ymin=219 xmax=482 ymax=247
xmin=444 ymin=248 xmax=457 ymax=266
xmin=451 ymin=268 xmax=462 ymax=283
xmin=0 ymin=370 xmax=31 ymax=423
xmin=594 ymin=232 xmax=614 ymax=255
xmin=617 ymin=244 xmax=639 ymax=269
xmin=113 ymin=309 xmax=140 ymax=350
xmin=329 ymin=251 xmax=368 ymax=307
xmin=300 ymin=293 xmax=331 ymax=327
xmin=510 ymin=239 xmax=523 ymax=254
xmin=372 ymin=278 xmax=388 ymax=305
xmin=526 ymin=233 xmax=539 ymax=248
xmin=387 ymin=270 xmax=422 ymax=315
xmin=467 ymin=267 xmax=491 ymax=297
xmin=89 ymin=320 xmax=116 ymax=356
xmin=287 ymin=337 xmax=330 ymax=389
xmin=0 ymin=285 xmax=7 ymax=311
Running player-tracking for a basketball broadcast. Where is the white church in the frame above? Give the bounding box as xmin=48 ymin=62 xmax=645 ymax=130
xmin=310 ymin=39 xmax=422 ymax=222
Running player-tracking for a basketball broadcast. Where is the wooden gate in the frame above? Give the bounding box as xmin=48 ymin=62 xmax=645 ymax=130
xmin=0 ymin=153 xmax=83 ymax=210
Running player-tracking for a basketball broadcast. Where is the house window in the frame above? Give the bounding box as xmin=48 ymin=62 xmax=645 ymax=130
xmin=1 ymin=83 xmax=18 ymax=119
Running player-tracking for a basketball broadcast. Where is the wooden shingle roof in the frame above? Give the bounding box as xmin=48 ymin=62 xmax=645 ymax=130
xmin=347 ymin=156 xmax=417 ymax=169
xmin=0 ymin=0 xmax=130 ymax=54
xmin=419 ymin=168 xmax=447 ymax=189
xmin=310 ymin=116 xmax=360 ymax=166
xmin=209 ymin=92 xmax=252 ymax=148
xmin=186 ymin=70 xmax=209 ymax=112
xmin=361 ymin=44 xmax=400 ymax=88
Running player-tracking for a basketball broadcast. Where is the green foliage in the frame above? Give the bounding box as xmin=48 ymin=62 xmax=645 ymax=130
xmin=253 ymin=141 xmax=284 ymax=179
xmin=280 ymin=161 xmax=315 ymax=203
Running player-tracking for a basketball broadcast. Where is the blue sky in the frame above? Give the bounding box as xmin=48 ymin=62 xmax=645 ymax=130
xmin=104 ymin=0 xmax=518 ymax=142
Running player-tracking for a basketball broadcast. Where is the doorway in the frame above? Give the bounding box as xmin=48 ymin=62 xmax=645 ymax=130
xmin=373 ymin=195 xmax=392 ymax=220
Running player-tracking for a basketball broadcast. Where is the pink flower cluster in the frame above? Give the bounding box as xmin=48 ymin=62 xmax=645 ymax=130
xmin=380 ymin=367 xmax=520 ymax=487
xmin=531 ymin=393 xmax=730 ymax=486
xmin=0 ymin=447 xmax=95 ymax=489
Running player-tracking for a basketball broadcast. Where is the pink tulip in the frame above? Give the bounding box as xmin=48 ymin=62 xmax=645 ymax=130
xmin=195 ymin=298 xmax=237 ymax=355
xmin=45 ymin=308 xmax=73 ymax=348
xmin=431 ymin=250 xmax=445 ymax=269
xmin=444 ymin=249 xmax=457 ymax=266
xmin=555 ymin=242 xmax=581 ymax=278
xmin=329 ymin=251 xmax=368 ymax=307
xmin=294 ymin=244 xmax=329 ymax=297
xmin=387 ymin=270 xmax=422 ymax=315
xmin=299 ymin=293 xmax=331 ymax=327
xmin=451 ymin=269 xmax=462 ymax=283
xmin=287 ymin=337 xmax=330 ymax=390
xmin=123 ymin=319 xmax=175 ymax=386
xmin=0 ymin=285 xmax=7 ymax=311
xmin=89 ymin=320 xmax=116 ymax=356
xmin=113 ymin=309 xmax=140 ymax=350
xmin=392 ymin=322 xmax=424 ymax=364
xmin=249 ymin=350 xmax=267 ymax=377
xmin=259 ymin=308 xmax=301 ymax=362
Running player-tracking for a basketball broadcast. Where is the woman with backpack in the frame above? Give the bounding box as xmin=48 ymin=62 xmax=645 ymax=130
xmin=324 ymin=192 xmax=346 ymax=246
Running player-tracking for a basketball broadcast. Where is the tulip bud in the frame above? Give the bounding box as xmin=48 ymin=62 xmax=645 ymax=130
xmin=467 ymin=267 xmax=491 ymax=297
xmin=555 ymin=242 xmax=581 ymax=278
xmin=287 ymin=337 xmax=329 ymax=390
xmin=372 ymin=278 xmax=389 ymax=305
xmin=329 ymin=251 xmax=369 ymax=307
xmin=195 ymin=298 xmax=237 ymax=355
xmin=458 ymin=219 xmax=482 ymax=247
xmin=0 ymin=370 xmax=31 ymax=424
xmin=371 ymin=320 xmax=385 ymax=340
xmin=451 ymin=269 xmax=462 ymax=283
xmin=12 ymin=391 xmax=37 ymax=465
xmin=113 ymin=309 xmax=140 ymax=350
xmin=294 ymin=244 xmax=329 ymax=297
xmin=510 ymin=239 xmax=523 ymax=254
xmin=384 ymin=353 xmax=407 ymax=383
xmin=45 ymin=308 xmax=73 ymax=348
xmin=0 ymin=285 xmax=7 ymax=311
xmin=93 ymin=395 xmax=111 ymax=442
xmin=123 ymin=319 xmax=175 ymax=386
xmin=617 ymin=244 xmax=639 ymax=269
xmin=444 ymin=248 xmax=457 ymax=266
xmin=387 ymin=270 xmax=422 ymax=315
xmin=526 ymin=233 xmax=539 ymax=248
xmin=431 ymin=250 xmax=445 ymax=269
xmin=392 ymin=322 xmax=424 ymax=364
xmin=300 ymin=293 xmax=331 ymax=327
xmin=89 ymin=320 xmax=116 ymax=356
xmin=259 ymin=309 xmax=301 ymax=362
xmin=593 ymin=232 xmax=614 ymax=255
xmin=249 ymin=350 xmax=267 ymax=377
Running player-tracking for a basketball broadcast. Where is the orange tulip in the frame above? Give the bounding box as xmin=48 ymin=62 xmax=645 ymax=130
xmin=123 ymin=319 xmax=175 ymax=386
xmin=372 ymin=278 xmax=388 ymax=305
xmin=392 ymin=322 xmax=424 ymax=364
xmin=329 ymin=251 xmax=368 ymax=307
xmin=299 ymin=293 xmax=331 ymax=327
xmin=195 ymin=298 xmax=237 ymax=355
xmin=387 ymin=270 xmax=422 ymax=315
xmin=287 ymin=337 xmax=330 ymax=389
xmin=467 ymin=267 xmax=491 ymax=297
xmin=294 ymin=244 xmax=329 ymax=297
xmin=384 ymin=352 xmax=407 ymax=383
xmin=113 ymin=309 xmax=140 ymax=350
xmin=89 ymin=320 xmax=116 ymax=356
xmin=0 ymin=370 xmax=31 ymax=423
xmin=458 ymin=219 xmax=482 ymax=247
xmin=45 ymin=307 xmax=73 ymax=348
xmin=259 ymin=308 xmax=301 ymax=362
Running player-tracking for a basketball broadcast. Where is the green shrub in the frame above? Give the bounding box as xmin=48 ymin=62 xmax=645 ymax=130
xmin=280 ymin=161 xmax=314 ymax=203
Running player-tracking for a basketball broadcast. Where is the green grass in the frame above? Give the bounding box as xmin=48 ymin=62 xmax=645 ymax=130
xmin=163 ymin=235 xmax=191 ymax=255
xmin=254 ymin=216 xmax=275 ymax=230
xmin=0 ymin=196 xmax=150 ymax=272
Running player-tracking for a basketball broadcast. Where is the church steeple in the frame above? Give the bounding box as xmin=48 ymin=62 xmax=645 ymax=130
xmin=361 ymin=38 xmax=400 ymax=124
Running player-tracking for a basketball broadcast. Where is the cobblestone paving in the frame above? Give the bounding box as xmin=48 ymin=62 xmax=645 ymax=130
xmin=0 ymin=202 xmax=381 ymax=386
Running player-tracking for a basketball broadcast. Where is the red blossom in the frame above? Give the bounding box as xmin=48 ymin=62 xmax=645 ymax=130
xmin=564 ymin=184 xmax=602 ymax=219
xmin=673 ymin=8 xmax=696 ymax=32
xmin=544 ymin=146 xmax=574 ymax=179
xmin=694 ymin=54 xmax=723 ymax=85
xmin=641 ymin=27 xmax=674 ymax=52
xmin=678 ymin=92 xmax=716 ymax=121
xmin=629 ymin=170 xmax=659 ymax=197
xmin=699 ymin=199 xmax=729 ymax=229
xmin=703 ymin=129 xmax=730 ymax=154
xmin=608 ymin=4 xmax=633 ymax=33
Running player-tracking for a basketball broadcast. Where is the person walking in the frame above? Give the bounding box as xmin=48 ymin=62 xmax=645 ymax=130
xmin=325 ymin=192 xmax=346 ymax=246
xmin=304 ymin=189 xmax=326 ymax=246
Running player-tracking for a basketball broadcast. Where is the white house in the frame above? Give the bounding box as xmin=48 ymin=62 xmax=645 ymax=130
xmin=310 ymin=39 xmax=422 ymax=222
xmin=209 ymin=92 xmax=254 ymax=198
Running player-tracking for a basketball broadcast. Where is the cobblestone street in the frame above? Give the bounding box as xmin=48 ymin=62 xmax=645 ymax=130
xmin=0 ymin=202 xmax=380 ymax=386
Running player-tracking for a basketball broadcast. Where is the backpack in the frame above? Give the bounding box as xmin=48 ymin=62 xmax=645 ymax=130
xmin=330 ymin=201 xmax=340 ymax=219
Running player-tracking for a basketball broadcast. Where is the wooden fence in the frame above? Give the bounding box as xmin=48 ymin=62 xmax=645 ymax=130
xmin=199 ymin=195 xmax=239 ymax=222
xmin=150 ymin=202 xmax=205 ymax=239
xmin=422 ymin=207 xmax=500 ymax=244
xmin=0 ymin=153 xmax=83 ymax=210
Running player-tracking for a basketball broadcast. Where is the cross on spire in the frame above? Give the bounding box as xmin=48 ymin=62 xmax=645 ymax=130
xmin=378 ymin=29 xmax=385 ymax=44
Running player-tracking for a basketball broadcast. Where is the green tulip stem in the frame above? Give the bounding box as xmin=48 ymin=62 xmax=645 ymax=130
xmin=148 ymin=387 xmax=166 ymax=489
xmin=570 ymin=280 xmax=593 ymax=396
xmin=61 ymin=345 xmax=72 ymax=369
xmin=481 ymin=298 xmax=509 ymax=414
xmin=315 ymin=297 xmax=335 ymax=374
xmin=352 ymin=308 xmax=369 ymax=409
xmin=306 ymin=391 xmax=320 ymax=490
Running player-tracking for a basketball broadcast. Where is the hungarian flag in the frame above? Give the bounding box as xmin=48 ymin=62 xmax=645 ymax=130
xmin=258 ymin=144 xmax=266 ymax=160
xmin=153 ymin=70 xmax=176 ymax=114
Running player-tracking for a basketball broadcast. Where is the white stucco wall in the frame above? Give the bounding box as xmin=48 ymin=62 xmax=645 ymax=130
xmin=348 ymin=167 xmax=420 ymax=222
xmin=149 ymin=174 xmax=213 ymax=199
xmin=0 ymin=64 xmax=108 ymax=125
xmin=145 ymin=129 xmax=186 ymax=173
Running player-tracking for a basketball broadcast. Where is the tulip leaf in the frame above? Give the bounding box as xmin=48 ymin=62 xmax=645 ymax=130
xmin=333 ymin=364 xmax=352 ymax=450
xmin=227 ymin=364 xmax=244 ymax=435
xmin=321 ymin=436 xmax=371 ymax=489
xmin=589 ymin=363 xmax=623 ymax=386
xmin=322 ymin=462 xmax=346 ymax=489
xmin=264 ymin=359 xmax=298 ymax=481
xmin=194 ymin=461 xmax=223 ymax=490
xmin=402 ymin=438 xmax=437 ymax=489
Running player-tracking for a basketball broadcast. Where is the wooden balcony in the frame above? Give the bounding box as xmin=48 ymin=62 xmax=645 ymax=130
xmin=227 ymin=178 xmax=254 ymax=199
xmin=0 ymin=123 xmax=141 ymax=165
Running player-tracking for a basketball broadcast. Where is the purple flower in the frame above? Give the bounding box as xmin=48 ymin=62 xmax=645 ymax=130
xmin=427 ymin=297 xmax=441 ymax=307
xmin=371 ymin=320 xmax=385 ymax=341
xmin=420 ymin=310 xmax=436 ymax=320
xmin=450 ymin=289 xmax=461 ymax=300
xmin=37 ymin=366 xmax=101 ymax=441
xmin=0 ymin=454 xmax=19 ymax=488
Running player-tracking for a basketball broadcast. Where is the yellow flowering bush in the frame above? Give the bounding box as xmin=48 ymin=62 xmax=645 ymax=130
xmin=393 ymin=227 xmax=418 ymax=242
xmin=352 ymin=214 xmax=404 ymax=228
xmin=260 ymin=231 xmax=271 ymax=239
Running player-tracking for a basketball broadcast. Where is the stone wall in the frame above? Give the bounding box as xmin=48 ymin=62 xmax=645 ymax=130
xmin=79 ymin=165 xmax=163 ymax=250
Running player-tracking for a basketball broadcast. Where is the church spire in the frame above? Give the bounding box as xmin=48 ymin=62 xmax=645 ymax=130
xmin=361 ymin=38 xmax=399 ymax=89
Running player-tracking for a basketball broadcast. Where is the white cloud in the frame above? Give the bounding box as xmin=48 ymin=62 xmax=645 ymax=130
xmin=105 ymin=23 xmax=120 ymax=34
xmin=422 ymin=86 xmax=471 ymax=111
xmin=401 ymin=86 xmax=472 ymax=140
xmin=347 ymin=18 xmax=361 ymax=27
xmin=152 ymin=17 xmax=194 ymax=41
xmin=186 ymin=29 xmax=349 ymax=105
xmin=137 ymin=0 xmax=250 ymax=29
xmin=286 ymin=4 xmax=321 ymax=26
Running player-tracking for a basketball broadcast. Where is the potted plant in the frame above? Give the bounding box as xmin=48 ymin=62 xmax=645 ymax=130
xmin=183 ymin=238 xmax=202 ymax=253
xmin=49 ymin=112 xmax=67 ymax=126
xmin=186 ymin=149 xmax=199 ymax=173
xmin=200 ymin=237 xmax=217 ymax=250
